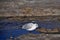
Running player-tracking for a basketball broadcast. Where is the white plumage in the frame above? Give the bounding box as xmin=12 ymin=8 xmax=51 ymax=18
xmin=22 ymin=23 xmax=38 ymax=31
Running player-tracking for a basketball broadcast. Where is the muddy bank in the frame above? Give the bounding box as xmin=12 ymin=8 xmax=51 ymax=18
xmin=7 ymin=34 xmax=60 ymax=40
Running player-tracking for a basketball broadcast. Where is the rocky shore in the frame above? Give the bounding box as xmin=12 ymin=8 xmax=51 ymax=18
xmin=0 ymin=0 xmax=60 ymax=16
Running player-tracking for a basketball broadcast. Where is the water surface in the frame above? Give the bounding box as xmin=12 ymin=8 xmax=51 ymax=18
xmin=0 ymin=20 xmax=60 ymax=40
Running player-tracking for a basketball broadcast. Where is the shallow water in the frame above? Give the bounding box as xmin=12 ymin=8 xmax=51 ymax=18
xmin=0 ymin=20 xmax=60 ymax=40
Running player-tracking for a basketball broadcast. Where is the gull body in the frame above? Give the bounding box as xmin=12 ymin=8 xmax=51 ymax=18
xmin=22 ymin=23 xmax=38 ymax=31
